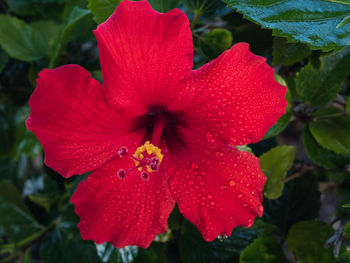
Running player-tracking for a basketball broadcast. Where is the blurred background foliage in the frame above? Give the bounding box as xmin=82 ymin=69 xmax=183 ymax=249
xmin=1 ymin=0 xmax=350 ymax=262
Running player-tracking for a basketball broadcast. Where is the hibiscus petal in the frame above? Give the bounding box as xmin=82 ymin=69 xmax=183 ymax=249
xmin=167 ymin=135 xmax=266 ymax=241
xmin=71 ymin=156 xmax=175 ymax=248
xmin=26 ymin=65 xmax=143 ymax=177
xmin=94 ymin=0 xmax=193 ymax=113
xmin=169 ymin=42 xmax=287 ymax=146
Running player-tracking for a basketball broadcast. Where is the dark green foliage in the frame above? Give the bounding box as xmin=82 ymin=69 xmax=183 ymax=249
xmin=223 ymin=0 xmax=350 ymax=51
xmin=287 ymin=220 xmax=336 ymax=263
xmin=296 ymin=46 xmax=350 ymax=107
xmin=1 ymin=0 xmax=350 ymax=262
xmin=273 ymin=37 xmax=311 ymax=66
xmin=303 ymin=126 xmax=350 ymax=170
xmin=263 ymin=174 xmax=321 ymax=236
xmin=240 ymin=236 xmax=288 ymax=263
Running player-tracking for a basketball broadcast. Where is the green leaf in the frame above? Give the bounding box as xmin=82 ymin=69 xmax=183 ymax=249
xmin=240 ymin=236 xmax=288 ymax=263
xmin=337 ymin=252 xmax=350 ymax=263
xmin=0 ymin=180 xmax=42 ymax=242
xmin=200 ymin=28 xmax=233 ymax=59
xmin=148 ymin=0 xmax=179 ymax=12
xmin=0 ymin=48 xmax=9 ymax=74
xmin=0 ymin=180 xmax=30 ymax=213
xmin=49 ymin=7 xmax=92 ymax=68
xmin=272 ymin=37 xmax=311 ymax=66
xmin=263 ymin=174 xmax=320 ymax=235
xmin=347 ymin=96 xmax=350 ymax=115
xmin=309 ymin=117 xmax=350 ymax=155
xmin=327 ymin=0 xmax=350 ymax=6
xmin=235 ymin=145 xmax=254 ymax=155
xmin=179 ymin=218 xmax=275 ymax=263
xmin=287 ymin=220 xmax=336 ymax=263
xmin=344 ymin=222 xmax=350 ymax=240
xmin=22 ymin=248 xmax=32 ymax=263
xmin=263 ymin=113 xmax=292 ymax=140
xmin=40 ymin=205 xmax=101 ymax=263
xmin=134 ymin=243 xmax=167 ymax=263
xmin=28 ymin=194 xmax=54 ymax=213
xmin=296 ymin=46 xmax=350 ymax=106
xmin=11 ymin=106 xmax=41 ymax=159
xmin=337 ymin=14 xmax=350 ymax=28
xmin=263 ymin=75 xmax=292 ymax=139
xmin=223 ymin=0 xmax=350 ymax=51
xmin=182 ymin=0 xmax=226 ymax=16
xmin=303 ymin=126 xmax=350 ymax=169
xmin=87 ymin=0 xmax=121 ymax=24
xmin=31 ymin=20 xmax=61 ymax=50
xmin=5 ymin=0 xmax=64 ymax=16
xmin=343 ymin=204 xmax=350 ymax=208
xmin=0 ymin=15 xmax=50 ymax=62
xmin=260 ymin=146 xmax=296 ymax=200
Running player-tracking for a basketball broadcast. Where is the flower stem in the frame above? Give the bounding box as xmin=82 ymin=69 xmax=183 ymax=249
xmin=191 ymin=12 xmax=200 ymax=30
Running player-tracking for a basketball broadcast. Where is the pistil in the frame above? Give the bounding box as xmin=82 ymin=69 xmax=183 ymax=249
xmin=116 ymin=116 xmax=167 ymax=180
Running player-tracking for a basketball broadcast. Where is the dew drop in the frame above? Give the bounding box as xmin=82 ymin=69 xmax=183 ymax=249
xmin=229 ymin=180 xmax=236 ymax=187
xmin=217 ymin=234 xmax=228 ymax=242
xmin=258 ymin=205 xmax=264 ymax=213
xmin=210 ymin=201 xmax=215 ymax=206
xmin=208 ymin=194 xmax=213 ymax=199
xmin=247 ymin=219 xmax=253 ymax=227
xmin=237 ymin=193 xmax=243 ymax=199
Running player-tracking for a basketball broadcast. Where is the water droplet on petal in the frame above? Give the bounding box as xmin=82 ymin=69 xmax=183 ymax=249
xmin=208 ymin=194 xmax=213 ymax=199
xmin=229 ymin=180 xmax=236 ymax=187
xmin=258 ymin=205 xmax=264 ymax=213
xmin=247 ymin=219 xmax=253 ymax=227
xmin=217 ymin=234 xmax=228 ymax=242
xmin=237 ymin=193 xmax=243 ymax=199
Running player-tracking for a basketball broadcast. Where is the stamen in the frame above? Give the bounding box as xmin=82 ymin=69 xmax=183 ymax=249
xmin=116 ymin=141 xmax=163 ymax=180
xmin=140 ymin=171 xmax=149 ymax=180
xmin=118 ymin=146 xmax=128 ymax=157
xmin=117 ymin=169 xmax=126 ymax=179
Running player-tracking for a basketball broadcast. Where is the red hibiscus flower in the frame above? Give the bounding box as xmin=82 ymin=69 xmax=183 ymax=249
xmin=26 ymin=0 xmax=287 ymax=248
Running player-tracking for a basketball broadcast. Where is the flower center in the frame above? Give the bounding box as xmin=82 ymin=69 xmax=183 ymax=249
xmin=133 ymin=141 xmax=163 ymax=172
xmin=117 ymin=141 xmax=163 ymax=180
xmin=117 ymin=115 xmax=166 ymax=180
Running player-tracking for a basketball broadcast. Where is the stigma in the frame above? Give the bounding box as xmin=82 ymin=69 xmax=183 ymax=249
xmin=117 ymin=141 xmax=163 ymax=180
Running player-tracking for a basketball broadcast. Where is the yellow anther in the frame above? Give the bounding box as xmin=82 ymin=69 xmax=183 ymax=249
xmin=132 ymin=141 xmax=163 ymax=172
